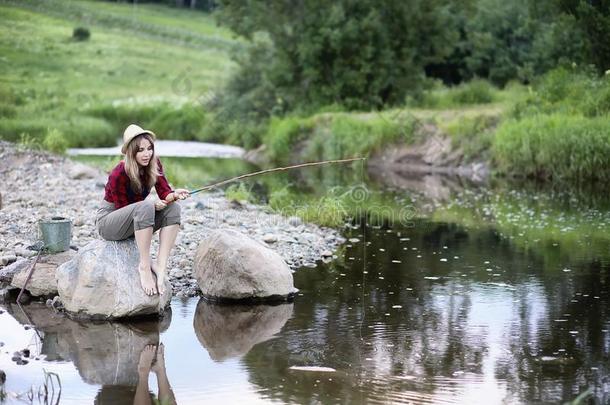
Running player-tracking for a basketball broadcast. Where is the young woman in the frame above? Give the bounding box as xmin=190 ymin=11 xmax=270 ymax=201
xmin=96 ymin=124 xmax=190 ymax=296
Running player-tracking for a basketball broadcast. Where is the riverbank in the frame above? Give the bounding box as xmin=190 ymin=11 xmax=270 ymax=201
xmin=0 ymin=141 xmax=345 ymax=297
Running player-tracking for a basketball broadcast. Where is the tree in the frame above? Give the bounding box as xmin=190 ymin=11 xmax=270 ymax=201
xmin=216 ymin=0 xmax=458 ymax=110
xmin=557 ymin=0 xmax=610 ymax=72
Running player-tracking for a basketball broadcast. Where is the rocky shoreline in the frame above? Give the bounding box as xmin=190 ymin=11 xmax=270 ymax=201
xmin=0 ymin=141 xmax=345 ymax=298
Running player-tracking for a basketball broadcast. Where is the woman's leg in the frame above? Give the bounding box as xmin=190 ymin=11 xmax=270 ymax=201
xmin=155 ymin=225 xmax=179 ymax=295
xmin=153 ymin=203 xmax=181 ymax=295
xmin=135 ymin=227 xmax=156 ymax=295
xmin=97 ymin=200 xmax=157 ymax=295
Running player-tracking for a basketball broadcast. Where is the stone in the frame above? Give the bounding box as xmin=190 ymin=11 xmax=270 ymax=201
xmin=321 ymin=250 xmax=333 ymax=257
xmin=194 ymin=299 xmax=293 ymax=361
xmin=170 ymin=269 xmax=185 ymax=279
xmin=0 ymin=255 xmax=17 ymax=266
xmin=263 ymin=233 xmax=277 ymax=243
xmin=9 ymin=251 xmax=76 ymax=297
xmin=56 ymin=239 xmax=171 ymax=319
xmin=0 ymin=258 xmax=30 ymax=283
xmin=11 ymin=263 xmax=57 ymax=297
xmin=68 ymin=163 xmax=99 ymax=180
xmin=193 ymin=229 xmax=297 ymax=301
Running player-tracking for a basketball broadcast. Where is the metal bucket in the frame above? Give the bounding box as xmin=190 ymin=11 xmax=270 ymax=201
xmin=39 ymin=217 xmax=72 ymax=253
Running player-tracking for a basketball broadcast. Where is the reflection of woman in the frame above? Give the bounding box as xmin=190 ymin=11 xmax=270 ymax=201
xmin=135 ymin=343 xmax=176 ymax=405
xmin=96 ymin=124 xmax=190 ymax=296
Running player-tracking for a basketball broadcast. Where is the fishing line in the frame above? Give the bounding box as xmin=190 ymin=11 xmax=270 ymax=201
xmin=357 ymin=157 xmax=367 ymax=394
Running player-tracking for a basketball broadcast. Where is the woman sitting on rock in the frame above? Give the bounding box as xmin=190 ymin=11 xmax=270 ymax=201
xmin=96 ymin=124 xmax=190 ymax=296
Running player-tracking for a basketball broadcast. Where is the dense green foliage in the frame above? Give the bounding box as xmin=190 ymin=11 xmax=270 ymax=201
xmin=492 ymin=67 xmax=610 ymax=181
xmin=216 ymin=0 xmax=456 ymax=111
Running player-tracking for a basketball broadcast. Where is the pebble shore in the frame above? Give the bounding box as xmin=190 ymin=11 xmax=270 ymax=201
xmin=0 ymin=141 xmax=345 ymax=297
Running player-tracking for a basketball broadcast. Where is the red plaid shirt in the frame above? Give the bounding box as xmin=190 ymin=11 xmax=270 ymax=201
xmin=104 ymin=158 xmax=173 ymax=209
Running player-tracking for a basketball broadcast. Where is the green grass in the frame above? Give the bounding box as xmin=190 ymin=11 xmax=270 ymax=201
xmin=440 ymin=114 xmax=498 ymax=161
xmin=264 ymin=112 xmax=416 ymax=164
xmin=224 ymin=183 xmax=254 ymax=202
xmin=493 ymin=113 xmax=610 ymax=181
xmin=0 ymin=0 xmax=238 ymax=148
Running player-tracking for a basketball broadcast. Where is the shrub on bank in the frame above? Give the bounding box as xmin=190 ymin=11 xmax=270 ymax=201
xmin=513 ymin=67 xmax=610 ymax=118
xmin=264 ymin=113 xmax=415 ymax=164
xmin=410 ymin=79 xmax=498 ymax=108
xmin=493 ymin=114 xmax=610 ymax=181
xmin=42 ymin=128 xmax=68 ymax=154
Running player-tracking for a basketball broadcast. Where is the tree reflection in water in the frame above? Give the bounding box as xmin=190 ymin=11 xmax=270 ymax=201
xmin=239 ymin=220 xmax=609 ymax=404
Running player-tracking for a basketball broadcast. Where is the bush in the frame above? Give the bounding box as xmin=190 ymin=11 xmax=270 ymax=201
xmin=263 ymin=112 xmax=415 ymax=164
xmin=409 ymin=79 xmax=498 ymax=108
xmin=264 ymin=116 xmax=315 ymax=164
xmin=42 ymin=128 xmax=68 ymax=154
xmin=512 ymin=67 xmax=610 ymax=118
xmin=224 ymin=183 xmax=252 ymax=202
xmin=493 ymin=114 xmax=610 ymax=181
xmin=449 ymin=79 xmax=496 ymax=105
xmin=72 ymin=27 xmax=90 ymax=41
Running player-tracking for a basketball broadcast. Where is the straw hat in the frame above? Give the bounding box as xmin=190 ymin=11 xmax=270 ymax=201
xmin=121 ymin=124 xmax=156 ymax=154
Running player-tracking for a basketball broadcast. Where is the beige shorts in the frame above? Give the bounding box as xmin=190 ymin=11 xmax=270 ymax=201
xmin=96 ymin=200 xmax=181 ymax=241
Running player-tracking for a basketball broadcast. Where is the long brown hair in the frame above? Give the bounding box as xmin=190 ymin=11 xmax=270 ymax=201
xmin=124 ymin=133 xmax=159 ymax=194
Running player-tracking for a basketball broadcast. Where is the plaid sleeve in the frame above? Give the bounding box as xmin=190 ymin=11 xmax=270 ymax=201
xmin=106 ymin=162 xmax=131 ymax=209
xmin=155 ymin=158 xmax=173 ymax=201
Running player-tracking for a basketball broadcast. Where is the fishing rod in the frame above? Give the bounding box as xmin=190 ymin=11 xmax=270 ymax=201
xmin=187 ymin=157 xmax=367 ymax=196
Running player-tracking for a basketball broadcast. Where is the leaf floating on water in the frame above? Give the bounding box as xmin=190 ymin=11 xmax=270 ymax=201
xmin=392 ymin=305 xmax=402 ymax=309
xmin=289 ymin=366 xmax=336 ymax=372
xmin=440 ymin=258 xmax=448 ymax=262
xmin=424 ymin=276 xmax=440 ymax=280
xmin=391 ymin=260 xmax=402 ymax=263
xmin=562 ymin=268 xmax=571 ymax=272
xmin=348 ymin=238 xmax=360 ymax=243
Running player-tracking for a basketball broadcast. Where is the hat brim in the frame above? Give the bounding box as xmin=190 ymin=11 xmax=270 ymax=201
xmin=121 ymin=130 xmax=156 ymax=154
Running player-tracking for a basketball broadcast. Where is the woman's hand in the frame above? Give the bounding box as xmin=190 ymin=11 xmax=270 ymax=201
xmin=172 ymin=189 xmax=190 ymax=201
xmin=155 ymin=200 xmax=168 ymax=211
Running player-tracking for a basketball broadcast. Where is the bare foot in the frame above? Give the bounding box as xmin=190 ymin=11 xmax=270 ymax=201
xmin=138 ymin=344 xmax=157 ymax=374
xmin=152 ymin=262 xmax=166 ymax=295
xmin=138 ymin=262 xmax=157 ymax=296
xmin=151 ymin=343 xmax=166 ymax=374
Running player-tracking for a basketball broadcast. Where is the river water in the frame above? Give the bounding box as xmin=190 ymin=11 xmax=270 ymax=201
xmin=1 ymin=157 xmax=609 ymax=404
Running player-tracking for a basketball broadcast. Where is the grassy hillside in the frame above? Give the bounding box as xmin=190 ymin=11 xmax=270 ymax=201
xmin=0 ymin=0 xmax=239 ymax=147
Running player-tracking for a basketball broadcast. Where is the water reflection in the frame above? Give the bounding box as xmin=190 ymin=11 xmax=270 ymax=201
xmin=5 ymin=303 xmax=176 ymax=404
xmin=240 ymin=220 xmax=610 ymax=403
xmin=194 ymin=299 xmax=293 ymax=361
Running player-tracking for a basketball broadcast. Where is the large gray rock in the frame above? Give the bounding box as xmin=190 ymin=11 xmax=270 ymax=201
xmin=56 ymin=239 xmax=171 ymax=319
xmin=10 ymin=251 xmax=76 ymax=297
xmin=193 ymin=229 xmax=297 ymax=301
xmin=194 ymin=300 xmax=293 ymax=361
